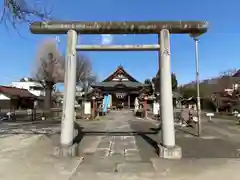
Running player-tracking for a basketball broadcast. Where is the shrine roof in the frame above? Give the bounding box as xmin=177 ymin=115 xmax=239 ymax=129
xmin=92 ymin=65 xmax=149 ymax=88
xmin=102 ymin=65 xmax=139 ymax=82
xmin=92 ymin=81 xmax=148 ymax=88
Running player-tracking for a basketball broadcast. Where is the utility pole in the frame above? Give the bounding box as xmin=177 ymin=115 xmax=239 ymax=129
xmin=84 ymin=73 xmax=88 ymax=103
xmin=191 ymin=34 xmax=201 ymax=137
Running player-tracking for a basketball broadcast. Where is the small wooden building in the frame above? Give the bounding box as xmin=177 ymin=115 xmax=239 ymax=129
xmin=0 ymin=86 xmax=38 ymax=110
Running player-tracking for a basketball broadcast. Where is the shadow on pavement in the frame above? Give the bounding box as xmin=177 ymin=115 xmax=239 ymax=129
xmin=80 ymin=131 xmax=158 ymax=136
xmin=139 ymin=133 xmax=160 ymax=154
xmin=73 ymin=122 xmax=84 ymax=144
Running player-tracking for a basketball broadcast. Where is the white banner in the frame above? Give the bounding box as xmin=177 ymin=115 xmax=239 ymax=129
xmin=153 ymin=102 xmax=160 ymax=115
xmin=84 ymin=102 xmax=91 ymax=115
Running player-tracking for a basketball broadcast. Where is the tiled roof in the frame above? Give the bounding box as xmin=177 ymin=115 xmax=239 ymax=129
xmin=0 ymin=86 xmax=36 ymax=99
xmin=102 ymin=65 xmax=139 ymax=82
xmin=92 ymin=81 xmax=148 ymax=88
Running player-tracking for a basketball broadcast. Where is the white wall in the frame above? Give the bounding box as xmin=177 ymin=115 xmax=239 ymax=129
xmin=10 ymin=81 xmax=45 ymax=96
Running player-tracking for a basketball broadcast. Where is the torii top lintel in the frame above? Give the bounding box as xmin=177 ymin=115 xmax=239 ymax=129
xmin=30 ymin=21 xmax=208 ymax=35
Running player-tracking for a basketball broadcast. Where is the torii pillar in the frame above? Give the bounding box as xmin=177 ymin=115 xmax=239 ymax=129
xmin=158 ymin=29 xmax=182 ymax=159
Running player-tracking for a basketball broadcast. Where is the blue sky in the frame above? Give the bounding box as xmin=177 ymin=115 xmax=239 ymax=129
xmin=0 ymin=0 xmax=240 ymax=86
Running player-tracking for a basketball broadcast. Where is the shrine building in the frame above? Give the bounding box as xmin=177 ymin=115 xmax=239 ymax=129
xmin=91 ymin=65 xmax=149 ymax=109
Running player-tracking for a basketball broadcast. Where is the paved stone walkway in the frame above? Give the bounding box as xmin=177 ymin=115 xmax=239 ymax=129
xmin=73 ymin=110 xmax=158 ymax=175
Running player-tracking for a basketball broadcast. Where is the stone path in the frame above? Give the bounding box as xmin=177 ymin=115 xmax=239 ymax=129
xmin=73 ymin=110 xmax=157 ymax=175
xmin=75 ymin=110 xmax=240 ymax=172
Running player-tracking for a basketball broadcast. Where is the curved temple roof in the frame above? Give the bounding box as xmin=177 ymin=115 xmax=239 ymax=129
xmin=30 ymin=21 xmax=208 ymax=34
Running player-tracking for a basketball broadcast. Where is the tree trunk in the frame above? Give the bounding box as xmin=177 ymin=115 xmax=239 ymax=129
xmin=44 ymin=82 xmax=54 ymax=119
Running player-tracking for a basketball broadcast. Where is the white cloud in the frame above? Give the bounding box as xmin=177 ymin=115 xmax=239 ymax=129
xmin=101 ymin=34 xmax=113 ymax=45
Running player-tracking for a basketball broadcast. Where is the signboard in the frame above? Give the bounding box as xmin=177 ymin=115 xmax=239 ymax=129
xmin=115 ymin=92 xmax=127 ymax=99
xmin=84 ymin=102 xmax=91 ymax=115
xmin=153 ymin=102 xmax=160 ymax=115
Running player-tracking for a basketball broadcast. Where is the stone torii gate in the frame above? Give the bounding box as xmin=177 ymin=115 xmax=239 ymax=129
xmin=30 ymin=21 xmax=208 ymax=158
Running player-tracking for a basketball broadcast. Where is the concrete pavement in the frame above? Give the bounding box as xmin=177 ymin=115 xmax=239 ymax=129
xmin=0 ymin=134 xmax=83 ymax=180
xmin=72 ymin=110 xmax=240 ymax=179
xmin=1 ymin=109 xmax=240 ymax=179
xmin=0 ymin=120 xmax=61 ymax=134
xmin=72 ymin=158 xmax=240 ymax=180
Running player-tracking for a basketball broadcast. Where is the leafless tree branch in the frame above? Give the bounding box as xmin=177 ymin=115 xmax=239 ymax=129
xmin=76 ymin=54 xmax=97 ymax=92
xmin=1 ymin=0 xmax=53 ymax=31
xmin=62 ymin=52 xmax=97 ymax=90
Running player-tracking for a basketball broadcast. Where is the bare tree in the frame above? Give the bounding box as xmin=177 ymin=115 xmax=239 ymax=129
xmin=209 ymin=70 xmax=238 ymax=93
xmin=32 ymin=38 xmax=64 ymax=109
xmin=1 ymin=0 xmax=52 ymax=28
xmin=219 ymin=69 xmax=238 ymax=77
xmin=75 ymin=53 xmax=97 ymax=91
xmin=60 ymin=52 xmax=97 ymax=99
xmin=76 ymin=54 xmax=91 ymax=84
